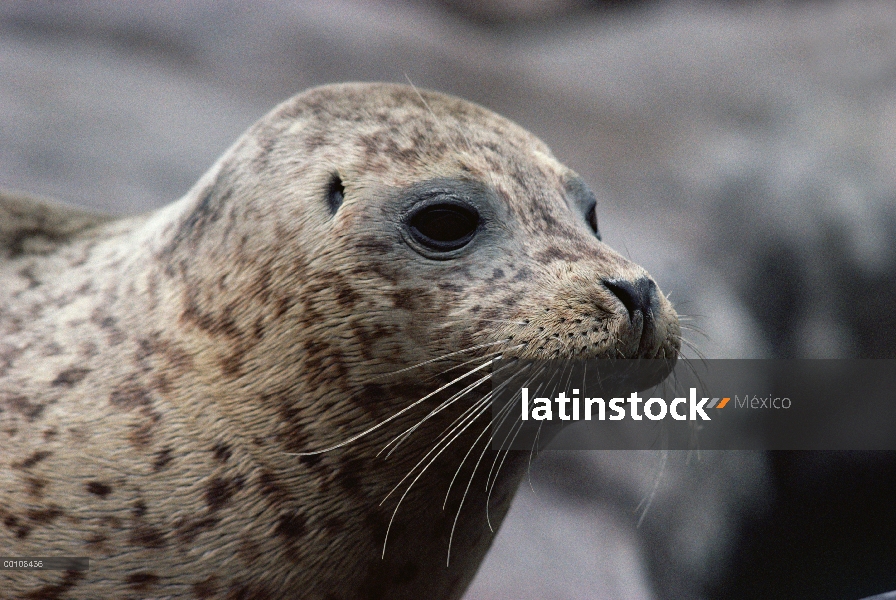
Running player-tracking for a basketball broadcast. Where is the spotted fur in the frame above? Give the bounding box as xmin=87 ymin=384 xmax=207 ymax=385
xmin=0 ymin=83 xmax=679 ymax=599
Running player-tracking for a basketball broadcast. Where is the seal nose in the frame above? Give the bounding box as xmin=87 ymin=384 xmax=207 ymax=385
xmin=602 ymin=277 xmax=656 ymax=322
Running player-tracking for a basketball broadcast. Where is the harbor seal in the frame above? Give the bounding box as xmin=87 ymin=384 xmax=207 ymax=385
xmin=0 ymin=82 xmax=680 ymax=599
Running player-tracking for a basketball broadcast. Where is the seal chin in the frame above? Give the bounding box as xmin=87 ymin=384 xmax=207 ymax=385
xmin=580 ymin=355 xmax=679 ymax=398
xmin=634 ymin=353 xmax=679 ymax=391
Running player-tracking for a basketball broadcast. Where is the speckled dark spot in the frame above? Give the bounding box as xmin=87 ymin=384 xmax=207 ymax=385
xmin=85 ymin=532 xmax=108 ymax=547
xmin=21 ymin=569 xmax=84 ymax=600
xmin=161 ymin=178 xmax=231 ymax=258
xmin=193 ymin=575 xmax=220 ymax=599
xmin=125 ymin=572 xmax=160 ymax=591
xmin=14 ymin=450 xmax=52 ymax=469
xmin=535 ymin=246 xmax=586 ymax=264
xmin=85 ymin=481 xmax=112 ymax=498
xmin=16 ymin=264 xmax=41 ymax=288
xmin=41 ymin=342 xmax=63 ymax=356
xmin=298 ymin=452 xmax=322 ymax=468
xmin=25 ymin=475 xmax=48 ymax=499
xmin=219 ymin=350 xmax=245 ymax=378
xmin=274 ymin=294 xmax=294 ymax=318
xmin=128 ymin=415 xmax=158 ymax=449
xmin=5 ymin=395 xmax=45 ymax=421
xmin=153 ymin=447 xmax=174 ymax=471
xmin=51 ymin=367 xmax=91 ymax=387
xmin=4 ymin=227 xmax=68 ymax=260
xmin=257 ymin=470 xmax=287 ymax=499
xmin=335 ymin=457 xmax=365 ymax=496
xmin=130 ymin=524 xmax=166 ymax=548
xmin=274 ymin=511 xmax=307 ymax=539
xmin=324 ymin=514 xmax=346 ymax=536
xmin=269 ymin=398 xmax=312 ymax=454
xmin=174 ymin=515 xmax=219 ymax=545
xmin=100 ymin=515 xmax=122 ymax=529
xmin=26 ymin=506 xmax=63 ymax=524
xmin=4 ymin=513 xmax=32 ymax=539
xmin=251 ymin=135 xmax=277 ymax=172
xmin=205 ymin=476 xmax=238 ymax=511
xmin=109 ymin=381 xmax=151 ymax=410
xmin=511 ymin=267 xmax=533 ymax=282
xmin=180 ymin=295 xmax=242 ymax=339
xmin=224 ymin=579 xmax=275 ymax=600
xmin=332 ymin=279 xmax=361 ymax=310
xmin=390 ymin=289 xmax=416 ymax=310
xmin=212 ymin=442 xmax=232 ymax=463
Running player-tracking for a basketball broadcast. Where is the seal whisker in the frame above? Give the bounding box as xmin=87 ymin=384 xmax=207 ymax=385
xmin=445 ymin=411 xmax=502 ymax=566
xmin=679 ymin=336 xmax=707 ymax=361
xmin=426 ymin=368 xmax=525 ymax=505
xmin=383 ymin=356 xmax=524 ymax=457
xmin=288 ymin=359 xmax=494 ymax=456
xmin=486 ymin=420 xmax=527 ymax=532
xmin=380 ymin=391 xmax=494 ymax=507
xmin=418 ymin=340 xmax=525 ymax=388
xmin=419 ymin=350 xmax=502 ymax=384
xmin=443 ymin=384 xmax=521 ymax=512
xmin=670 ymin=353 xmax=710 ymax=404
xmin=381 ymin=369 xmax=525 ymax=543
xmin=516 ymin=361 xmax=568 ymax=499
xmin=379 ymin=366 xmax=494 ymax=459
xmin=404 ymin=74 xmax=471 ymax=159
xmin=439 ymin=394 xmax=505 ymax=511
xmin=471 ymin=318 xmax=531 ymax=326
xmin=446 ymin=408 xmax=518 ymax=546
xmin=477 ymin=376 xmax=537 ymax=531
xmin=484 ymin=364 xmax=547 ymax=494
xmin=527 ymin=418 xmax=550 ymax=499
xmin=635 ymin=449 xmax=669 ymax=527
xmin=380 ymin=395 xmax=493 ymax=559
xmin=484 ymin=367 xmax=549 ymax=530
xmin=678 ymin=323 xmax=709 ymax=339
xmin=674 ymin=311 xmax=705 ymax=320
xmin=371 ymin=339 xmax=510 ymax=379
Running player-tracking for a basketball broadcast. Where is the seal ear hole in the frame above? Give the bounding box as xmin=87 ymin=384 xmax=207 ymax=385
xmin=408 ymin=202 xmax=479 ymax=252
xmin=326 ymin=174 xmax=344 ymax=215
xmin=586 ymin=202 xmax=601 ymax=240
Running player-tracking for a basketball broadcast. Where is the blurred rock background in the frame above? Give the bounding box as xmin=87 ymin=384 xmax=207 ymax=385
xmin=2 ymin=1 xmax=895 ymax=598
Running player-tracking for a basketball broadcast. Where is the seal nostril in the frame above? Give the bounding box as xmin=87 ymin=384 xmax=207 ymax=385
xmin=602 ymin=277 xmax=656 ymax=322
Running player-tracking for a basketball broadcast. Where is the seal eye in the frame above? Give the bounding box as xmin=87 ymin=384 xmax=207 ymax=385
xmin=586 ymin=202 xmax=602 ymax=241
xmin=326 ymin=174 xmax=344 ymax=215
xmin=564 ymin=175 xmax=601 ymax=241
xmin=408 ymin=203 xmax=479 ymax=252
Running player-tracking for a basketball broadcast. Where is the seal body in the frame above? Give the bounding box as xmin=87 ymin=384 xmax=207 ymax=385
xmin=0 ymin=83 xmax=679 ymax=598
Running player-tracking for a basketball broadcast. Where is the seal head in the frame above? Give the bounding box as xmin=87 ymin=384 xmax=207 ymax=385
xmin=1 ymin=83 xmax=678 ymax=598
